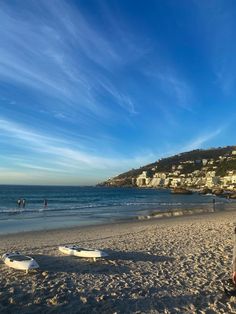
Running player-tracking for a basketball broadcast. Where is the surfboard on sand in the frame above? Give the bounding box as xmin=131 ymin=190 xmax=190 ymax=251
xmin=2 ymin=252 xmax=39 ymax=273
xmin=59 ymin=245 xmax=108 ymax=261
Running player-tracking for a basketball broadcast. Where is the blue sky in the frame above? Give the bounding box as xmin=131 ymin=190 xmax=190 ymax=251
xmin=0 ymin=0 xmax=235 ymax=185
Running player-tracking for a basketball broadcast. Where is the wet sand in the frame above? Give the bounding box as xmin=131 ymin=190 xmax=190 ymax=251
xmin=0 ymin=210 xmax=236 ymax=313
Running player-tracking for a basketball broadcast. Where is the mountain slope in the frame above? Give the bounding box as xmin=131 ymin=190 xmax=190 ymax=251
xmin=99 ymin=146 xmax=236 ymax=187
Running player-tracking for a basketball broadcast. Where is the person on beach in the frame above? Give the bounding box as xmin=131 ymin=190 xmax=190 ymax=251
xmin=17 ymin=199 xmax=21 ymax=208
xmin=44 ymin=199 xmax=48 ymax=208
xmin=22 ymin=199 xmax=26 ymax=208
xmin=212 ymin=198 xmax=216 ymax=212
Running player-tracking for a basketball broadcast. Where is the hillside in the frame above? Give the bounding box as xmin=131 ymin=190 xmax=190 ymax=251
xmin=99 ymin=146 xmax=236 ymax=188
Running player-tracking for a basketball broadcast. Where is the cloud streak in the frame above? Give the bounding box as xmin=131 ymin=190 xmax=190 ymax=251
xmin=0 ymin=0 xmax=147 ymax=119
xmin=182 ymin=128 xmax=223 ymax=152
xmin=0 ymin=117 xmax=154 ymax=175
xmin=142 ymin=64 xmax=194 ymax=112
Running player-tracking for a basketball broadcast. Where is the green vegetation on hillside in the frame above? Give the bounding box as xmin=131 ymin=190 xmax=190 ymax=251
xmin=98 ymin=146 xmax=236 ymax=187
xmin=216 ymin=159 xmax=236 ymax=176
xmin=115 ymin=146 xmax=235 ymax=179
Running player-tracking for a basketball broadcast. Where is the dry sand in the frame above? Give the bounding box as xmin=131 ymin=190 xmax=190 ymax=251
xmin=0 ymin=211 xmax=236 ymax=313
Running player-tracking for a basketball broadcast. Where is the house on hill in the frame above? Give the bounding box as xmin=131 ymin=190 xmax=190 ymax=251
xmin=136 ymin=171 xmax=151 ymax=187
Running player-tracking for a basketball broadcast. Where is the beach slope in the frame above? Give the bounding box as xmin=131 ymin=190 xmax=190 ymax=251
xmin=0 ymin=211 xmax=236 ymax=313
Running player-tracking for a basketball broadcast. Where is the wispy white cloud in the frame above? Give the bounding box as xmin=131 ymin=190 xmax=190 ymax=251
xmin=182 ymin=128 xmax=223 ymax=152
xmin=97 ymin=78 xmax=138 ymax=115
xmin=142 ymin=65 xmax=194 ymax=112
xmin=15 ymin=163 xmax=70 ymax=174
xmin=0 ymin=117 xmax=154 ymax=176
xmin=43 ymin=0 xmax=123 ymax=69
xmin=0 ymin=0 xmax=146 ymax=119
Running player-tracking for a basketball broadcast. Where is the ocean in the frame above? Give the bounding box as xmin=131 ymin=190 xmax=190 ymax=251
xmin=0 ymin=185 xmax=235 ymax=235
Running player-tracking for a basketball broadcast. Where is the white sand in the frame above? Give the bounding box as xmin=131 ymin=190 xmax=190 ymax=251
xmin=0 ymin=211 xmax=236 ymax=313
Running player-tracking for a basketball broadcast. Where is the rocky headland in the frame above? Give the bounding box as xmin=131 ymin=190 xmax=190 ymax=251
xmin=99 ymin=146 xmax=236 ymax=198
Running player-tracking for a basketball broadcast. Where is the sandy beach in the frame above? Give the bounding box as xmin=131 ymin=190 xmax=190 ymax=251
xmin=0 ymin=210 xmax=236 ymax=313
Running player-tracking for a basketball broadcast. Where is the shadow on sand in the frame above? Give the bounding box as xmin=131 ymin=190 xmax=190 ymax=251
xmin=32 ymin=254 xmax=130 ymax=275
xmin=32 ymin=248 xmax=174 ymax=276
xmin=104 ymin=249 xmax=175 ymax=263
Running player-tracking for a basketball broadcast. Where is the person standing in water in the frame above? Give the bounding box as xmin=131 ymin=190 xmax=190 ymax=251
xmin=17 ymin=199 xmax=21 ymax=208
xmin=22 ymin=199 xmax=26 ymax=208
xmin=44 ymin=199 xmax=48 ymax=208
xmin=212 ymin=198 xmax=216 ymax=212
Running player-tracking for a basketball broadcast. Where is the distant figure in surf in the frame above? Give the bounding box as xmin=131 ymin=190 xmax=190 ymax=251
xmin=22 ymin=199 xmax=26 ymax=208
xmin=44 ymin=199 xmax=48 ymax=208
xmin=17 ymin=199 xmax=21 ymax=208
xmin=212 ymin=198 xmax=216 ymax=212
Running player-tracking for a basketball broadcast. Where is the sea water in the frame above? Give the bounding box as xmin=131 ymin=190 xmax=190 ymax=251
xmin=0 ymin=185 xmax=235 ymax=235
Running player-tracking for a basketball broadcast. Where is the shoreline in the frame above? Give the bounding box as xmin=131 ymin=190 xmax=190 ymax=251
xmin=1 ymin=207 xmax=234 ymax=251
xmin=0 ymin=201 xmax=235 ymax=237
xmin=1 ymin=184 xmax=235 ymax=237
xmin=0 ymin=209 xmax=235 ymax=250
xmin=1 ymin=209 xmax=236 ymax=312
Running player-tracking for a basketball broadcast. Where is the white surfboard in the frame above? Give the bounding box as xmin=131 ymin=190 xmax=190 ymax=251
xmin=59 ymin=245 xmax=108 ymax=261
xmin=2 ymin=252 xmax=39 ymax=273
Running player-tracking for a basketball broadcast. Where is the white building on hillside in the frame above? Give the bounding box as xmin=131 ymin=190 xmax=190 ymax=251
xmin=171 ymin=178 xmax=182 ymax=187
xmin=136 ymin=171 xmax=151 ymax=187
xmin=202 ymin=159 xmax=208 ymax=166
xmin=206 ymin=176 xmax=219 ymax=188
xmin=164 ymin=178 xmax=171 ymax=187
